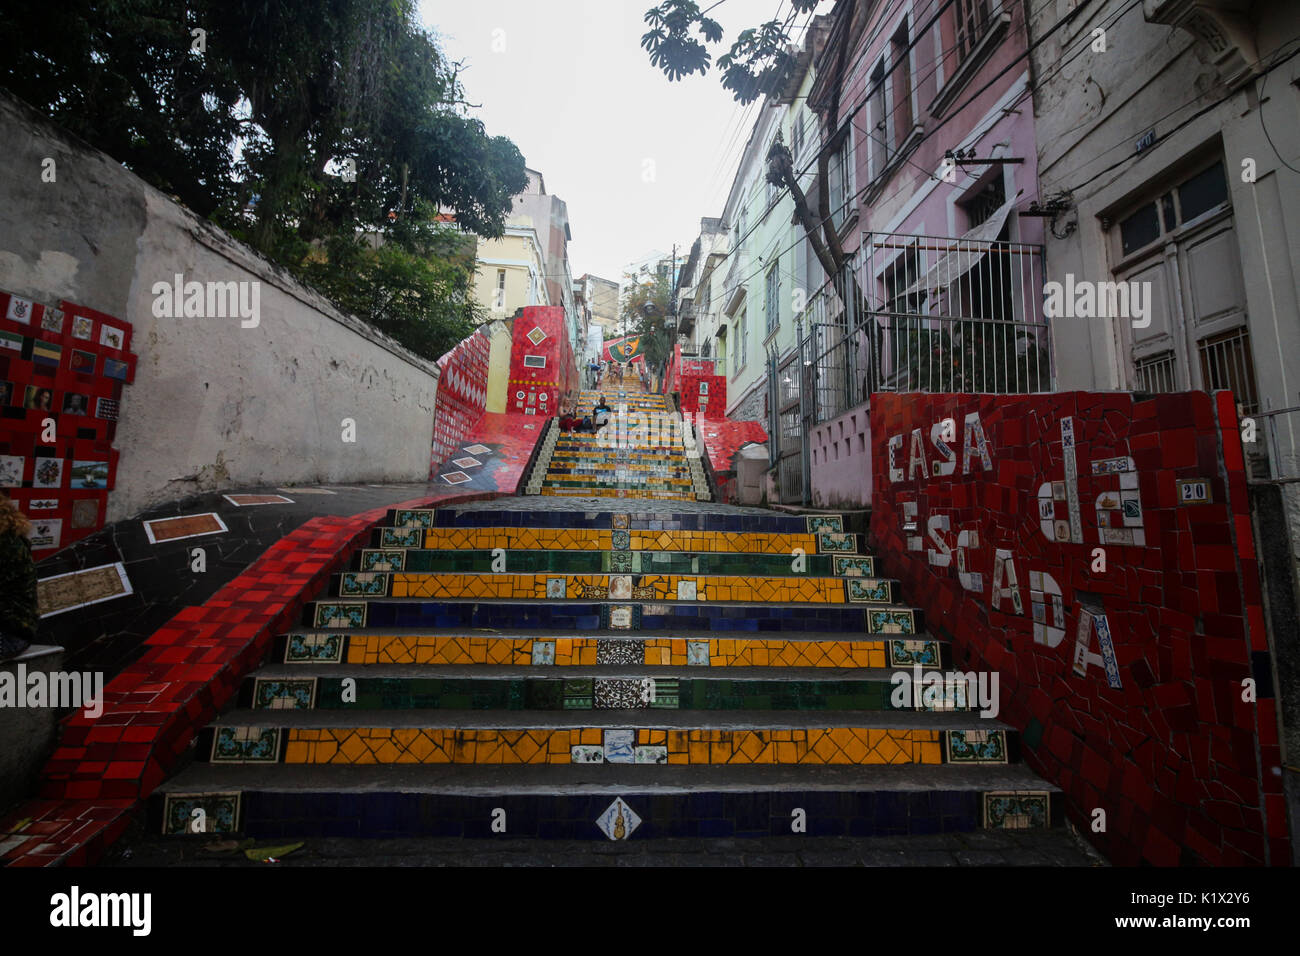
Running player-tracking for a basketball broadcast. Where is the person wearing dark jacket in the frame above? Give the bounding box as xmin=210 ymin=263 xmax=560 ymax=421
xmin=0 ymin=494 xmax=38 ymax=660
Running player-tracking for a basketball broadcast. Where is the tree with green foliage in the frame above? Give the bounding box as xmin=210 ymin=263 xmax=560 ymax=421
xmin=1 ymin=0 xmax=528 ymax=361
xmin=620 ymin=272 xmax=677 ymax=371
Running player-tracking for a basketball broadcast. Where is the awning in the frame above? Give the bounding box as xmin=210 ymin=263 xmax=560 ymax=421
xmin=898 ymin=195 xmax=1018 ymax=298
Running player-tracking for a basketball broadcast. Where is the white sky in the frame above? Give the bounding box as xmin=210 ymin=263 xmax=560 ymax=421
xmin=418 ymin=0 xmax=800 ymax=284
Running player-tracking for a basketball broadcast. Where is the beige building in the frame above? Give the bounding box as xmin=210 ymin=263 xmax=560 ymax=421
xmin=471 ymin=224 xmax=549 ymax=319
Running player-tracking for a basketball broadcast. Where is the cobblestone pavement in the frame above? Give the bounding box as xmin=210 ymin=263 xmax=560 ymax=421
xmin=107 ymin=826 xmax=1105 ymax=867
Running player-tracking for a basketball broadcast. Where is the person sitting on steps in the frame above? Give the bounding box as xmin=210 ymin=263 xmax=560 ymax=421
xmin=593 ymin=395 xmax=612 ymax=430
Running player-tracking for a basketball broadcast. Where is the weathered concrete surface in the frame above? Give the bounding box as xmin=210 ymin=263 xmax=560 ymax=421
xmin=0 ymin=91 xmax=441 ymax=522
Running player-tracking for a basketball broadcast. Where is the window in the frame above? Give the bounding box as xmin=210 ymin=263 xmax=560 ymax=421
xmin=868 ymin=60 xmax=887 ymax=180
xmin=765 ymin=263 xmax=781 ymax=335
xmin=955 ymin=0 xmax=993 ymax=62
xmin=964 ymin=175 xmax=1007 ymax=229
xmin=828 ymin=129 xmax=856 ymax=227
xmin=1118 ymin=160 xmax=1228 ymax=257
xmin=792 ymin=113 xmax=805 ymax=163
xmin=1134 ymin=351 xmax=1178 ymax=394
xmin=891 ymin=21 xmax=914 ymax=146
xmin=733 ymin=309 xmax=747 ymax=371
xmin=1198 ymin=328 xmax=1260 ymax=414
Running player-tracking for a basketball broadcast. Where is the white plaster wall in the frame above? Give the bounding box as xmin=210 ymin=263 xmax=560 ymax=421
xmin=0 ymin=92 xmax=441 ymax=521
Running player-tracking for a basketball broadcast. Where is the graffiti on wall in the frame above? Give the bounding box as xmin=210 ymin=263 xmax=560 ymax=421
xmin=870 ymin=391 xmax=1283 ymax=866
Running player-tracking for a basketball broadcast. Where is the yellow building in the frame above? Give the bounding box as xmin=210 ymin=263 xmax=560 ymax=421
xmin=471 ymin=224 xmax=550 ymax=318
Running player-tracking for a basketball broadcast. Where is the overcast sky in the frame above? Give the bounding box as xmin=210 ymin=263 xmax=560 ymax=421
xmin=419 ymin=0 xmax=801 ymax=284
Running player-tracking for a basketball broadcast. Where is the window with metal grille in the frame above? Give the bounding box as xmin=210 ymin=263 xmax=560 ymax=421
xmin=1134 ymin=351 xmax=1178 ymax=394
xmin=765 ymin=263 xmax=781 ymax=335
xmin=891 ymin=20 xmax=913 ymax=145
xmin=1118 ymin=160 xmax=1228 ymax=257
xmin=955 ymin=0 xmax=993 ymax=62
xmin=1198 ymin=328 xmax=1260 ymax=414
xmin=964 ymin=175 xmax=1006 ymax=228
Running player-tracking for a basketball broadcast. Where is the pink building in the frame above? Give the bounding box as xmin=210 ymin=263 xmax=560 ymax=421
xmin=790 ymin=0 xmax=1047 ymax=508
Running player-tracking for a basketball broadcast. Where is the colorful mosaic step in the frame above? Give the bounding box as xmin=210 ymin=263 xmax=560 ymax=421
xmin=372 ymin=525 xmax=839 ymax=555
xmin=193 ymin=711 xmax=1015 ymax=767
xmin=351 ymin=547 xmax=875 ymax=577
xmin=275 ymin=632 xmax=948 ymax=670
xmin=154 ymin=765 xmax=1060 ymax=839
xmin=243 ymin=671 xmax=973 ymax=712
xmin=323 ymin=570 xmax=901 ymax=605
xmin=421 ymin=507 xmax=846 ymax=534
xmin=303 ymin=599 xmax=923 ymax=634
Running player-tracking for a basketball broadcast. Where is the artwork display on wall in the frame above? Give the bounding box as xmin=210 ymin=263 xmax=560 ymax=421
xmin=0 ymin=289 xmax=133 ymax=555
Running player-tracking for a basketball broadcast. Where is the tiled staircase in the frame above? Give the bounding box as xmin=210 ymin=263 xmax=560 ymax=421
xmin=154 ymin=498 xmax=1062 ymax=842
xmin=527 ymin=380 xmax=710 ymax=501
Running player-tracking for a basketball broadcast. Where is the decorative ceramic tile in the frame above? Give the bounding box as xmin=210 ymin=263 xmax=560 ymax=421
xmin=314 ymin=603 xmax=367 ymax=628
xmin=253 ymin=678 xmax=317 ymax=710
xmin=440 ymin=471 xmax=471 ymax=485
xmin=526 ymin=326 xmax=548 ymax=345
xmin=596 ymin=639 xmax=643 ymax=665
xmin=222 ymin=493 xmax=293 ymax=506
xmin=563 ymin=678 xmax=594 ymax=709
xmin=339 ymin=572 xmax=388 ymax=597
xmin=594 ymin=678 xmax=643 ymax=708
xmin=608 ymin=605 xmax=634 ymax=629
xmin=609 ymin=574 xmax=633 ymax=600
xmin=603 ymin=729 xmax=636 ymax=763
xmin=0 ymin=455 xmax=22 ymax=486
xmin=845 ymin=578 xmax=893 ymax=603
xmin=867 ymin=608 xmax=915 ymax=634
xmin=360 ymin=550 xmax=405 ymax=571
xmin=983 ymin=791 xmax=1050 ymax=829
xmin=381 ymin=528 xmax=422 ymax=548
xmin=462 ymin=443 xmax=492 ymax=456
xmin=611 ymin=529 xmax=631 ymax=551
xmin=451 ymin=457 xmax=482 ymax=469
xmin=143 ymin=513 xmax=225 ymax=545
xmin=211 ymin=726 xmax=282 ymax=763
xmin=608 ymin=550 xmax=633 ymax=573
xmin=571 ymin=745 xmax=604 ymax=764
xmin=817 ymin=532 xmax=857 ymax=553
xmin=162 ymin=792 xmax=241 ymax=836
xmin=945 ymin=729 xmax=1008 ymax=764
xmin=37 ymin=562 xmax=132 ymax=618
xmin=546 ymin=577 xmax=566 ymax=598
xmin=531 ymin=640 xmax=556 ymax=665
xmin=285 ymin=633 xmax=344 ymax=664
xmin=677 ymin=579 xmax=698 ymax=601
xmin=687 ymin=640 xmax=710 ymax=666
xmin=888 ymin=639 xmax=939 ymax=667
xmin=70 ymin=499 xmax=99 ymax=529
xmin=595 ymin=798 xmax=641 ymax=840
xmin=833 ymin=555 xmax=876 ymax=576
xmin=806 ymin=514 xmax=844 ymax=534
xmin=611 ymin=513 xmax=630 ymax=530
xmin=635 ymin=746 xmax=668 ymax=764
xmin=394 ymin=510 xmax=435 ymax=528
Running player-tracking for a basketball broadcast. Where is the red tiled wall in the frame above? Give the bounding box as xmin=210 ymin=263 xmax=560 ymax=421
xmin=429 ymin=327 xmax=490 ymax=476
xmin=870 ymin=391 xmax=1285 ymax=866
xmin=697 ymin=419 xmax=767 ymax=504
xmin=0 ymin=290 xmax=134 ymax=555
xmin=681 ymin=373 xmax=726 ymax=419
xmin=508 ymin=306 xmax=576 ymax=416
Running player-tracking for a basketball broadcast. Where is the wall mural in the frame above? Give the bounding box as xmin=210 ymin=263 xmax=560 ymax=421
xmin=0 ymin=289 xmax=133 ymax=556
xmin=428 ymin=327 xmax=490 ymax=476
xmin=870 ymin=390 xmax=1283 ymax=866
xmin=508 ymin=306 xmax=576 ymax=417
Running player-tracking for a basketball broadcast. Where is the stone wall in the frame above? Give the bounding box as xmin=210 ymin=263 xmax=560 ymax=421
xmin=0 ymin=92 xmax=441 ymax=523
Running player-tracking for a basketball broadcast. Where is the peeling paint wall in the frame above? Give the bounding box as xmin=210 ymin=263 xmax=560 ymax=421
xmin=0 ymin=93 xmax=441 ymax=522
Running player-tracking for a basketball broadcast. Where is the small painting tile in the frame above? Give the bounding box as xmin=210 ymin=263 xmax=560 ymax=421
xmin=37 ymin=562 xmax=132 ymax=618
xmin=611 ymin=514 xmax=630 ymax=530
xmin=381 ymin=528 xmax=422 ymax=548
xmin=314 ymin=603 xmax=367 ymax=629
xmin=70 ymin=499 xmax=99 ymax=529
xmin=143 ymin=512 xmax=227 ymax=544
xmin=440 ymin=471 xmax=471 ymax=485
xmin=222 ymin=493 xmax=292 ymax=506
xmin=806 ymin=514 xmax=844 ymax=534
xmin=285 ymin=633 xmax=344 ymax=664
xmin=687 ymin=641 xmax=710 ymax=666
xmin=611 ymin=529 xmax=631 ymax=551
xmin=817 ymin=532 xmax=857 ymax=553
xmin=609 ymin=605 xmax=634 ymax=629
xmin=634 ymin=746 xmax=668 ymax=764
xmin=677 ymin=579 xmax=697 ymax=601
xmin=162 ymin=792 xmax=241 ymax=836
xmin=531 ymin=640 xmax=555 ymax=665
xmin=603 ymin=729 xmax=635 ymax=763
xmin=833 ymin=556 xmax=876 ymax=577
xmin=253 ymin=678 xmax=317 ymax=710
xmin=595 ymin=798 xmax=641 ymax=840
xmin=983 ymin=791 xmax=1050 ymax=830
xmin=888 ymin=639 xmax=939 ymax=667
xmin=945 ymin=729 xmax=1008 ymax=764
xmin=394 ymin=510 xmax=435 ymax=528
xmin=845 ymin=578 xmax=892 ymax=603
xmin=210 ymin=727 xmax=282 ymax=763
xmin=339 ymin=572 xmax=388 ymax=597
xmin=609 ymin=551 xmax=633 ymax=573
xmin=571 ymin=745 xmax=604 ymax=764
xmin=451 ymin=457 xmax=481 ymax=469
xmin=868 ymin=608 xmax=915 ymax=634
xmin=596 ymin=639 xmax=643 ymax=665
xmin=609 ymin=575 xmax=633 ymax=600
xmin=360 ymin=550 xmax=405 ymax=571
xmin=546 ymin=577 xmax=566 ymax=599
